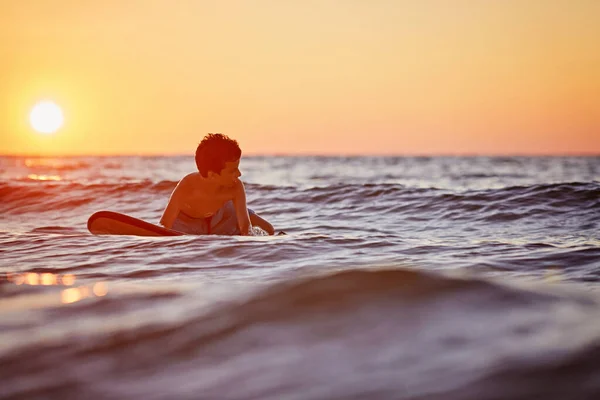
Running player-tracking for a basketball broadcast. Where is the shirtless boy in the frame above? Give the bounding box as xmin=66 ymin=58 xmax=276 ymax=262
xmin=160 ymin=133 xmax=274 ymax=235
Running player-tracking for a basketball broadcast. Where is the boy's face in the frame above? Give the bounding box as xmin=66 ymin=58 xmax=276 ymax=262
xmin=211 ymin=158 xmax=241 ymax=186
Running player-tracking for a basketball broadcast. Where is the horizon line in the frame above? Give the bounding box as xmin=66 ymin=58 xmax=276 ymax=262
xmin=1 ymin=151 xmax=599 ymax=158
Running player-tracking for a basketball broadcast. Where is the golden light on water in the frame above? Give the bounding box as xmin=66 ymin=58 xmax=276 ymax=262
xmin=25 ymin=273 xmax=39 ymax=285
xmin=14 ymin=274 xmax=25 ymax=285
xmin=41 ymin=273 xmax=58 ymax=285
xmin=61 ymin=287 xmax=82 ymax=304
xmin=60 ymin=283 xmax=109 ymax=304
xmin=93 ymin=282 xmax=108 ymax=297
xmin=4 ymin=272 xmax=74 ymax=286
xmin=24 ymin=158 xmax=66 ymax=168
xmin=27 ymin=174 xmax=62 ymax=181
xmin=61 ymin=274 xmax=76 ymax=286
xmin=2 ymin=272 xmax=108 ymax=305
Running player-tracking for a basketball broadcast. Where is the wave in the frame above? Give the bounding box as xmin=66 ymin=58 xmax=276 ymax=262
xmin=287 ymin=181 xmax=600 ymax=223
xmin=29 ymin=226 xmax=82 ymax=234
xmin=1 ymin=268 xmax=599 ymax=399
xmin=1 ymin=180 xmax=598 ymax=220
xmin=0 ymin=180 xmax=178 ymax=214
xmin=415 ymin=182 xmax=600 ymax=223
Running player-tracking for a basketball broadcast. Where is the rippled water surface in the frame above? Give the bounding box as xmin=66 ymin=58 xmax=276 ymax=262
xmin=1 ymin=155 xmax=599 ymax=399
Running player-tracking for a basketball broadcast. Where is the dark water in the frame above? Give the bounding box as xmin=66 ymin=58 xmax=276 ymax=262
xmin=1 ymin=155 xmax=599 ymax=399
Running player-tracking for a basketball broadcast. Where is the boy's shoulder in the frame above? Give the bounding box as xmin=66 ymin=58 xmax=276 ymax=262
xmin=176 ymin=172 xmax=202 ymax=192
xmin=178 ymin=173 xmax=243 ymax=195
xmin=180 ymin=172 xmax=201 ymax=184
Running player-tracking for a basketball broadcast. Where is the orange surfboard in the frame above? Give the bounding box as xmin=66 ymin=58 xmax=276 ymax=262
xmin=87 ymin=211 xmax=184 ymax=237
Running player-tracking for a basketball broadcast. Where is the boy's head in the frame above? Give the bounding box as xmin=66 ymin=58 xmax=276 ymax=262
xmin=195 ymin=133 xmax=242 ymax=178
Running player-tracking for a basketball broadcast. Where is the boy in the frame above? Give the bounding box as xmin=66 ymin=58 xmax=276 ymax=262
xmin=160 ymin=133 xmax=274 ymax=235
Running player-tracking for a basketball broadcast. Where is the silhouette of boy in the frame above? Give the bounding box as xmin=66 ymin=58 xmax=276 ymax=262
xmin=160 ymin=133 xmax=274 ymax=235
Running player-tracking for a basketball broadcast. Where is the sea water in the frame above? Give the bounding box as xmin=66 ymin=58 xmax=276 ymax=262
xmin=1 ymin=155 xmax=599 ymax=399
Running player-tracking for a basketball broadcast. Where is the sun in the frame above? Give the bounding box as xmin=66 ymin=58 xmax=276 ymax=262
xmin=29 ymin=101 xmax=64 ymax=134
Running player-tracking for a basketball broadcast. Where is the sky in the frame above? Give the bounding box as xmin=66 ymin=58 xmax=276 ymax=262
xmin=0 ymin=0 xmax=599 ymax=156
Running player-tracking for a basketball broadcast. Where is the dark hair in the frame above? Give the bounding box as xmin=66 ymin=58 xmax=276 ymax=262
xmin=195 ymin=133 xmax=242 ymax=177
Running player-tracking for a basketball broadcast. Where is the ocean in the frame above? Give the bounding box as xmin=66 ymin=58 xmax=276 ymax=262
xmin=1 ymin=154 xmax=599 ymax=399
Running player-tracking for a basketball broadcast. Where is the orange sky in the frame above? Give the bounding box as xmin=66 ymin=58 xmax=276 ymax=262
xmin=1 ymin=0 xmax=599 ymax=156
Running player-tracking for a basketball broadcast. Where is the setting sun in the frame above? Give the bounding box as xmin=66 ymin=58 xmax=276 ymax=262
xmin=29 ymin=101 xmax=64 ymax=134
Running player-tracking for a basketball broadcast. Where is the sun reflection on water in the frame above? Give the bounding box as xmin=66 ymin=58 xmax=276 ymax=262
xmin=40 ymin=273 xmax=57 ymax=285
xmin=27 ymin=174 xmax=62 ymax=181
xmin=25 ymin=273 xmax=39 ymax=285
xmin=61 ymin=287 xmax=82 ymax=304
xmin=3 ymin=272 xmax=107 ymax=305
xmin=24 ymin=158 xmax=66 ymax=168
xmin=93 ymin=282 xmax=108 ymax=297
xmin=61 ymin=274 xmax=76 ymax=286
xmin=12 ymin=274 xmax=25 ymax=285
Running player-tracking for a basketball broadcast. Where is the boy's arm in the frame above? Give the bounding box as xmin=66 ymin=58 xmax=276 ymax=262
xmin=233 ymin=180 xmax=252 ymax=235
xmin=250 ymin=213 xmax=275 ymax=235
xmin=160 ymin=180 xmax=184 ymax=229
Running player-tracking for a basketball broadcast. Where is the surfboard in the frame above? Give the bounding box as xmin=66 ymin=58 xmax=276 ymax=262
xmin=87 ymin=211 xmax=184 ymax=237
